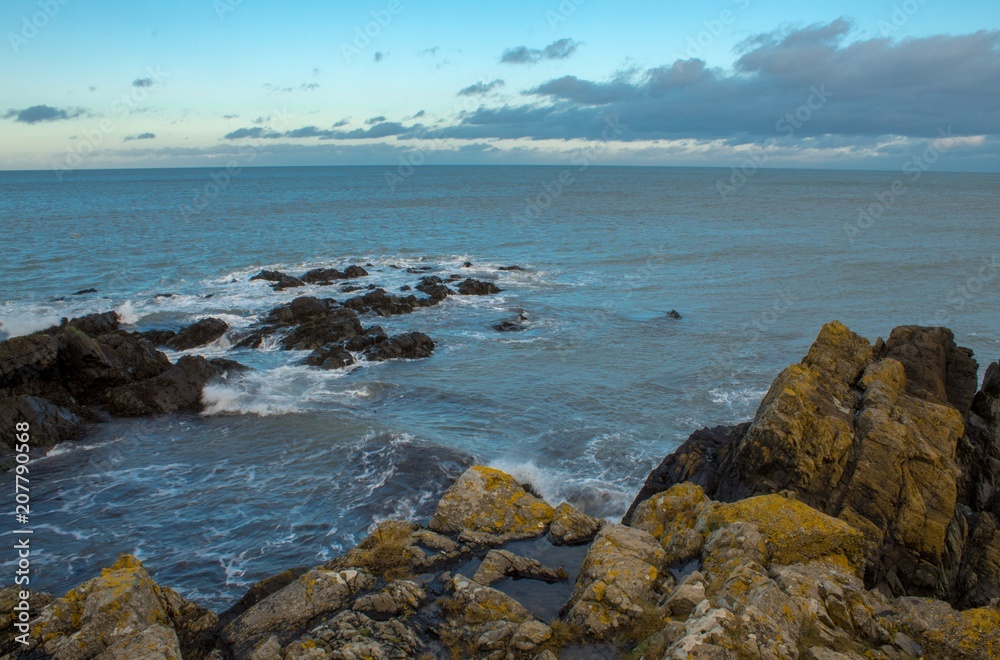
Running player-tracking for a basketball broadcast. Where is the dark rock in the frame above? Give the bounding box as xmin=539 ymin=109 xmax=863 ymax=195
xmin=363 ymin=332 xmax=435 ymax=362
xmin=499 ymin=265 xmax=523 ymax=271
xmin=666 ymin=310 xmax=682 ymax=319
xmin=209 ymin=358 xmax=252 ymax=374
xmin=493 ymin=320 xmax=525 ymax=332
xmin=343 ymin=289 xmax=420 ymax=316
xmin=165 ymin=318 xmax=229 ymax=351
xmin=65 ymin=311 xmax=120 ymax=337
xmin=0 ymin=396 xmax=83 ymax=470
xmin=0 ymin=333 xmax=60 ymax=391
xmin=136 ymin=329 xmax=177 ymax=346
xmin=155 ymin=293 xmax=175 ymax=298
xmin=462 ymin=261 xmax=473 ymax=268
xmin=457 ymin=279 xmax=502 ymax=296
xmin=343 ymin=265 xmax=369 ymax=278
xmin=57 ymin=328 xmax=171 ymax=402
xmin=406 ymin=266 xmax=433 ymax=274
xmin=289 ymin=296 xmax=330 ymax=322
xmin=249 ymin=269 xmax=287 ymax=283
xmin=400 ymin=285 xmax=412 ymax=291
xmin=105 ymin=355 xmax=230 ymax=417
xmin=416 ymin=276 xmax=454 ymax=303
xmin=273 ymin=275 xmax=305 ymax=291
xmin=305 ymin=345 xmax=356 ymax=370
xmin=879 ymin=325 xmax=979 ymax=414
xmin=280 ymin=309 xmax=364 ymax=351
xmin=72 ymin=288 xmax=97 ymax=295
xmin=301 ymin=268 xmax=345 ymax=285
xmin=345 ymin=327 xmax=388 ymax=353
xmin=219 ymin=568 xmax=310 ymax=628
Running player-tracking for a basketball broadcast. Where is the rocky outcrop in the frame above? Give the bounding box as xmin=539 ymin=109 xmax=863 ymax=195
xmin=363 ymin=331 xmax=435 ymax=362
xmin=457 ymin=278 xmax=503 ymax=295
xmin=0 ymin=395 xmax=82 ymax=470
xmin=626 ymin=321 xmax=1000 ymax=609
xmin=165 ymin=317 xmax=229 ymax=350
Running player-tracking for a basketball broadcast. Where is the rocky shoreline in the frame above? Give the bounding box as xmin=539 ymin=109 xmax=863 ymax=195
xmin=3 ymin=321 xmax=1000 ymax=659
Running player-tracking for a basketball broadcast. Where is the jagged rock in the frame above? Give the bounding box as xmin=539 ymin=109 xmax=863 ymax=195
xmin=105 ymin=355 xmax=233 ymax=416
xmin=300 ymin=265 xmax=369 ymax=285
xmin=510 ymin=620 xmax=552 ymax=652
xmin=25 ymin=555 xmax=218 ymax=660
xmin=438 ymin=574 xmax=536 ymax=654
xmin=138 ymin=329 xmax=178 ymax=346
xmin=0 ymin=395 xmax=83 ymax=470
xmin=250 ymin=269 xmax=287 ymax=283
xmin=72 ymin=287 xmax=98 ymax=295
xmin=665 ymin=577 xmax=706 ymax=618
xmin=629 ymin=482 xmax=713 ymax=563
xmin=549 ymin=501 xmax=602 ymax=546
xmin=287 ymin=609 xmax=421 ymax=659
xmin=416 ymin=276 xmax=454 ymax=303
xmin=430 ymin=466 xmax=555 ymax=544
xmin=457 ymin=279 xmax=502 ymax=295
xmin=352 ymin=579 xmax=425 ymax=619
xmin=499 ymin=265 xmax=523 ymax=271
xmin=280 ymin=309 xmax=365 ymax=351
xmin=58 ymin=326 xmax=173 ymax=401
xmin=564 ymin=524 xmax=667 ymax=639
xmin=362 ymin=332 xmax=435 ymax=362
xmin=889 ymin=596 xmax=1000 ymax=659
xmin=0 ymin=333 xmax=59 ymax=390
xmin=879 ymin=325 xmax=979 ymax=414
xmin=221 ymin=568 xmax=375 ymax=658
xmin=305 ymin=345 xmax=355 ymax=370
xmin=166 ymin=317 xmax=229 ymax=350
xmin=64 ymin=311 xmax=121 ymax=336
xmin=472 ymin=549 xmax=566 ymax=586
xmin=343 ymin=289 xmax=420 ymax=316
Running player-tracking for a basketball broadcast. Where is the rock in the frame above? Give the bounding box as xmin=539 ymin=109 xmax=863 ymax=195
xmin=627 ymin=321 xmax=994 ymax=605
xmin=440 ymin=574 xmax=534 ymax=651
xmin=305 ymin=345 xmax=355 ymax=370
xmin=343 ymin=288 xmax=420 ymax=316
xmin=289 ymin=296 xmax=331 ymax=321
xmin=889 ymin=596 xmax=1000 ymax=659
xmin=0 ymin=586 xmax=53 ymax=657
xmin=250 ymin=269 xmax=288 ymax=283
xmin=352 ymin=579 xmax=425 ymax=619
xmin=549 ymin=501 xmax=603 ymax=545
xmin=665 ymin=580 xmax=706 ymax=618
xmin=0 ymin=333 xmax=60 ymax=390
xmin=280 ymin=309 xmax=364 ymax=351
xmin=60 ymin=311 xmax=122 ymax=336
xmin=493 ymin=319 xmax=526 ymax=332
xmin=0 ymin=395 xmax=83 ymax=470
xmin=166 ymin=317 xmax=229 ymax=350
xmin=666 ymin=310 xmax=682 ymax=319
xmin=472 ymin=549 xmax=567 ymax=586
xmin=563 ymin=524 xmax=667 ymax=639
xmin=27 ymin=555 xmax=218 ymax=660
xmin=300 ymin=265 xmax=369 ymax=285
xmin=72 ymin=287 xmax=98 ymax=295
xmin=289 ymin=610 xmax=422 ymax=658
xmin=511 ymin=620 xmax=552 ymax=652
xmin=220 ymin=567 xmax=310 ymax=627
xmin=416 ymin=276 xmax=454 ymax=302
xmin=462 ymin=261 xmax=473 ymax=268
xmin=430 ymin=466 xmax=555 ymax=543
xmin=105 ymin=355 xmax=231 ymax=416
xmin=457 ymin=278 xmax=502 ymax=295
xmin=58 ymin=326 xmax=172 ymax=401
xmin=273 ymin=275 xmax=306 ymax=291
xmin=362 ymin=332 xmax=435 ymax=362
xmin=344 ymin=326 xmax=388 ymax=352
xmin=137 ymin=329 xmax=178 ymax=346
xmin=499 ymin=265 xmax=523 ymax=271
xmin=629 ymin=482 xmax=713 ymax=563
xmin=221 ymin=567 xmax=374 ymax=658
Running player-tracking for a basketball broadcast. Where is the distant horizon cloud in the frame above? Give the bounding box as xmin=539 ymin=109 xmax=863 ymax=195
xmin=124 ymin=132 xmax=156 ymax=141
xmin=458 ymin=79 xmax=505 ymax=96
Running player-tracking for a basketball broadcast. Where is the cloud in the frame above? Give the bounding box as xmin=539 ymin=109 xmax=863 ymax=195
xmin=264 ymin=82 xmax=320 ymax=93
xmin=223 ymin=121 xmax=418 ymax=141
xmin=223 ymin=114 xmax=240 ymax=119
xmin=332 ymin=118 xmax=350 ymax=127
xmin=374 ymin=51 xmax=385 ymax=63
xmin=132 ymin=77 xmax=154 ymax=87
xmin=458 ymin=79 xmax=505 ymax=96
xmin=301 ymin=83 xmax=320 ymax=91
xmin=224 ymin=127 xmax=282 ymax=140
xmin=445 ymin=23 xmax=1000 ymax=142
xmin=366 ymin=115 xmax=387 ymax=125
xmin=501 ymin=38 xmax=582 ymax=64
xmin=420 ymin=46 xmax=440 ymax=57
xmin=124 ymin=132 xmax=156 ymax=141
xmin=3 ymin=105 xmax=88 ymax=124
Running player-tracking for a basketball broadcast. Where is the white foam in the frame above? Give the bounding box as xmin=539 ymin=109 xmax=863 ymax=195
xmin=0 ymin=313 xmax=61 ymax=338
xmin=487 ymin=459 xmax=565 ymax=505
xmin=200 ymin=383 xmax=301 ymax=417
xmin=115 ymin=300 xmax=140 ymax=325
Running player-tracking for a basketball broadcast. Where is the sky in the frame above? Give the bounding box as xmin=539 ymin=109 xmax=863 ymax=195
xmin=1 ymin=0 xmax=999 ymax=172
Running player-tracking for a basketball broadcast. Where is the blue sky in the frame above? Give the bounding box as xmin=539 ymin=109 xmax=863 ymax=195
xmin=1 ymin=0 xmax=999 ymax=171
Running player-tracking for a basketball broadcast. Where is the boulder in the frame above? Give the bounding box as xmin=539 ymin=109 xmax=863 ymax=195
xmin=472 ymin=549 xmax=567 ymax=586
xmin=430 ymin=466 xmax=555 ymax=543
xmin=305 ymin=345 xmax=355 ymax=370
xmin=457 ymin=279 xmax=503 ymax=295
xmin=0 ymin=395 xmax=83 ymax=470
xmin=280 ymin=309 xmax=364 ymax=351
xmin=549 ymin=501 xmax=603 ymax=546
xmin=105 ymin=355 xmax=232 ymax=416
xmin=64 ymin=311 xmax=121 ymax=336
xmin=362 ymin=332 xmax=435 ymax=362
xmin=629 ymin=482 xmax=713 ymax=564
xmin=0 ymin=333 xmax=60 ymax=390
xmin=343 ymin=289 xmax=420 ymax=316
xmin=165 ymin=317 xmax=229 ymax=350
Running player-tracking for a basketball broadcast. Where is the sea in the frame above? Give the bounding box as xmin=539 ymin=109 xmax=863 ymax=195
xmin=1 ymin=165 xmax=997 ymax=610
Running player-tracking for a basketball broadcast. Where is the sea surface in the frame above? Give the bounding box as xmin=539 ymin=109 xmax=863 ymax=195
xmin=1 ymin=165 xmax=997 ymax=609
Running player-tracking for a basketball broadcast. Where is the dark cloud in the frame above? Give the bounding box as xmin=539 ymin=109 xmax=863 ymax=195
xmin=224 ymin=127 xmax=282 ymax=140
xmin=3 ymin=105 xmax=87 ymax=124
xmin=501 ymin=38 xmax=581 ymax=64
xmin=223 ymin=114 xmax=240 ymax=119
xmin=223 ymin=122 xmax=418 ymax=141
xmin=132 ymin=77 xmax=154 ymax=87
xmin=458 ymin=79 xmax=505 ymax=96
xmin=366 ymin=115 xmax=387 ymax=125
xmin=332 ymin=118 xmax=351 ymax=127
xmin=124 ymin=132 xmax=156 ymax=141
xmin=448 ymin=23 xmax=1000 ymax=141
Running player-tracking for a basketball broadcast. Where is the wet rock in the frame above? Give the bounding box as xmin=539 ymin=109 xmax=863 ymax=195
xmin=462 ymin=261 xmax=473 ymax=268
xmin=289 ymin=296 xmax=330 ymax=322
xmin=58 ymin=326 xmax=172 ymax=400
xmin=0 ymin=333 xmax=60 ymax=390
xmin=0 ymin=395 xmax=83 ymax=470
xmin=64 ymin=310 xmax=121 ymax=336
xmin=344 ymin=326 xmax=388 ymax=353
xmin=137 ymin=329 xmax=178 ymax=346
xmin=472 ymin=549 xmax=567 ymax=586
xmin=457 ymin=278 xmax=502 ymax=295
xmin=250 ymin=269 xmax=288 ymax=283
xmin=166 ymin=317 xmax=229 ymax=350
xmin=416 ymin=276 xmax=454 ymax=303
xmin=26 ymin=555 xmax=218 ymax=660
xmin=549 ymin=502 xmax=603 ymax=546
xmin=221 ymin=568 xmax=375 ymax=658
xmin=105 ymin=355 xmax=232 ymax=416
xmin=273 ymin=275 xmax=306 ymax=291
xmin=563 ymin=524 xmax=667 ymax=639
xmin=493 ymin=319 xmax=526 ymax=332
xmin=280 ymin=309 xmax=365 ymax=351
xmin=430 ymin=466 xmax=555 ymax=544
xmin=666 ymin=309 xmax=682 ymax=319
xmin=72 ymin=287 xmax=98 ymax=295
xmin=344 ymin=288 xmax=420 ymax=316
xmin=499 ymin=265 xmax=523 ymax=271
xmin=305 ymin=345 xmax=355 ymax=370
xmin=362 ymin=332 xmax=435 ymax=362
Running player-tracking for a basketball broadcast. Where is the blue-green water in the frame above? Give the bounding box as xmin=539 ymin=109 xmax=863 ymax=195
xmin=1 ymin=165 xmax=997 ymax=608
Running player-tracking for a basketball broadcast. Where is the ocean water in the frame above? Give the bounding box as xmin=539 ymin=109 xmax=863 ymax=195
xmin=1 ymin=165 xmax=997 ymax=609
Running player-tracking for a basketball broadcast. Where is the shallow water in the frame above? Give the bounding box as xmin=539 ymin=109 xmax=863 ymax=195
xmin=1 ymin=165 xmax=997 ymax=609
